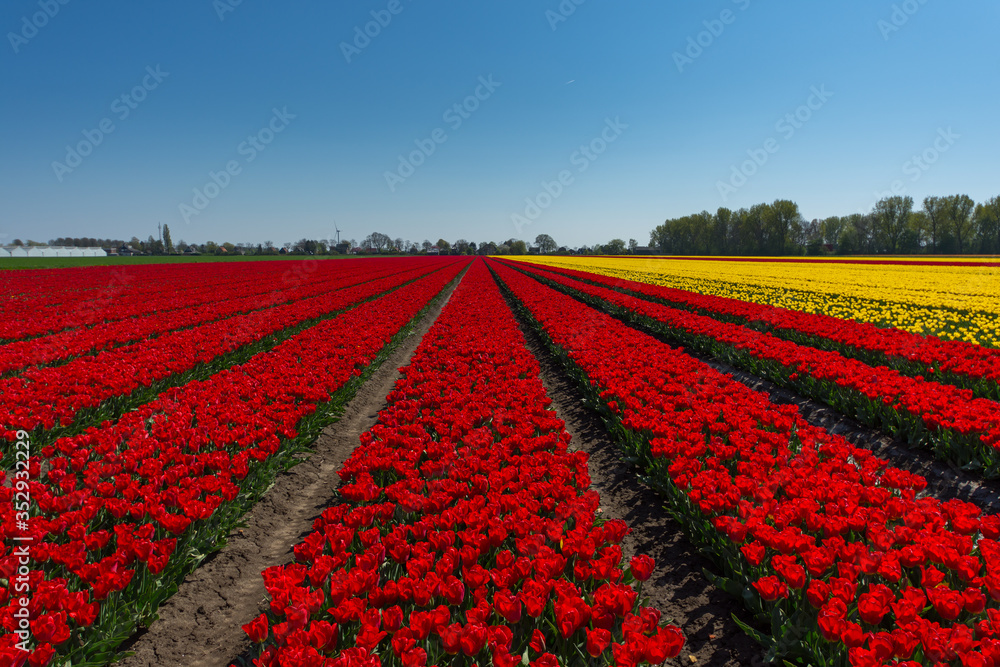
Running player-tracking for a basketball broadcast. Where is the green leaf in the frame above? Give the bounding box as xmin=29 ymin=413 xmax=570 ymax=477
xmin=731 ymin=613 xmax=774 ymax=649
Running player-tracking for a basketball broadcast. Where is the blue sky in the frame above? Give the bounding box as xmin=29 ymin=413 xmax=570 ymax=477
xmin=1 ymin=0 xmax=997 ymax=248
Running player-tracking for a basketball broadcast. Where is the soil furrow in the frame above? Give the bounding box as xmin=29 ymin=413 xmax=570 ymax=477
xmin=509 ymin=294 xmax=767 ymax=667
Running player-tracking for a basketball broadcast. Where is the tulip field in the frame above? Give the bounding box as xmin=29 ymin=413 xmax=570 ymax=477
xmin=3 ymin=255 xmax=1000 ymax=667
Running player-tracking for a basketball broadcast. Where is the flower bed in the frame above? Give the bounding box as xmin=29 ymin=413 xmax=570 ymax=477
xmin=243 ymin=260 xmax=683 ymax=667
xmin=0 ymin=259 xmax=424 ymax=377
xmin=0 ymin=262 xmax=293 ymax=342
xmin=507 ymin=260 xmax=1000 ymax=478
xmin=0 ymin=260 xmax=467 ymax=667
xmin=0 ymin=260 xmax=455 ymax=452
xmin=492 ymin=259 xmax=1000 ymax=667
xmin=518 ymin=261 xmax=1000 ymax=400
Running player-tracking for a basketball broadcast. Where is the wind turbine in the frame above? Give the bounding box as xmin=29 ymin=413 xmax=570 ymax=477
xmin=334 ymin=222 xmax=342 ymax=245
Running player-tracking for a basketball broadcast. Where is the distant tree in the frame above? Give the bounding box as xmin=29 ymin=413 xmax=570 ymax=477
xmin=907 ymin=211 xmax=929 ymax=251
xmin=976 ymin=196 xmax=1000 ymax=254
xmin=872 ymin=195 xmax=914 ymax=254
xmin=509 ymin=240 xmax=527 ymax=255
xmin=146 ymin=235 xmax=165 ymax=254
xmin=765 ymin=199 xmax=803 ymax=254
xmin=363 ymin=232 xmax=392 ymax=252
xmin=222 ymin=242 xmax=236 ymax=254
xmin=842 ymin=213 xmax=874 ymax=255
xmin=162 ymin=224 xmax=173 ymax=253
xmin=205 ymin=241 xmax=220 ymax=254
xmin=800 ymin=219 xmax=823 ymax=255
xmin=708 ymin=208 xmax=732 ymax=254
xmin=628 ymin=238 xmax=638 ymax=254
xmin=921 ymin=196 xmax=948 ymax=253
xmin=436 ymin=239 xmax=451 ymax=252
xmin=945 ymin=194 xmax=976 ymax=254
xmin=264 ymin=241 xmax=275 ymax=254
xmin=294 ymin=238 xmax=318 ymax=254
xmin=454 ymin=239 xmax=470 ymax=255
xmin=535 ymin=234 xmax=557 ymax=254
xmin=604 ymin=239 xmax=627 ymax=255
xmin=744 ymin=205 xmax=768 ymax=253
xmin=12 ymin=239 xmax=23 ymax=246
xmin=820 ymin=216 xmax=846 ymax=247
xmin=422 ymin=240 xmax=433 ymax=252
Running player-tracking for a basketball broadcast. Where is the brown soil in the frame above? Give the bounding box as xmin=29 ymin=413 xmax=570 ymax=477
xmin=515 ymin=322 xmax=767 ymax=667
xmin=115 ymin=277 xmax=463 ymax=667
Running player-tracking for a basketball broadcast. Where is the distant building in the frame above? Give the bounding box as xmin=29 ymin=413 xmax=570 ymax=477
xmin=1 ymin=245 xmax=106 ymax=258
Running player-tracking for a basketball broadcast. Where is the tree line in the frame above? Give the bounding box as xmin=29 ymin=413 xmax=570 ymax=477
xmin=649 ymin=194 xmax=1000 ymax=256
xmin=27 ymin=231 xmax=648 ymax=257
xmin=40 ymin=192 xmax=1000 ymax=261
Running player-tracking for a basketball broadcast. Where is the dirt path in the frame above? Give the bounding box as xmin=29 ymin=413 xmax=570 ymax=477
xmin=115 ymin=276 xmax=463 ymax=667
xmin=513 ymin=316 xmax=767 ymax=666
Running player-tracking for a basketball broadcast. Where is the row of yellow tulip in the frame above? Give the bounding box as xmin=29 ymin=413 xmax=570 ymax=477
xmin=511 ymin=256 xmax=1000 ymax=348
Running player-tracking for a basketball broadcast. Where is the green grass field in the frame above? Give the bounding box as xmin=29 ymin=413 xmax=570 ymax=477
xmin=0 ymin=254 xmax=373 ymax=271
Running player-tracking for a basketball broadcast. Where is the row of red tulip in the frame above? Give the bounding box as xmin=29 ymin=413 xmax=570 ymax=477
xmin=0 ymin=259 xmax=468 ymax=667
xmin=523 ymin=262 xmax=1000 ymax=400
xmin=509 ymin=261 xmax=1000 ymax=478
xmin=0 ymin=262 xmax=295 ymax=342
xmin=243 ymin=260 xmax=684 ymax=667
xmin=0 ymin=259 xmax=425 ymax=377
xmin=491 ymin=259 xmax=1000 ymax=667
xmin=0 ymin=261 xmax=452 ymax=442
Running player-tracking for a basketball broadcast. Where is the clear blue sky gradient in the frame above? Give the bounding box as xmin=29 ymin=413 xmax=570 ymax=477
xmin=2 ymin=0 xmax=998 ymax=248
